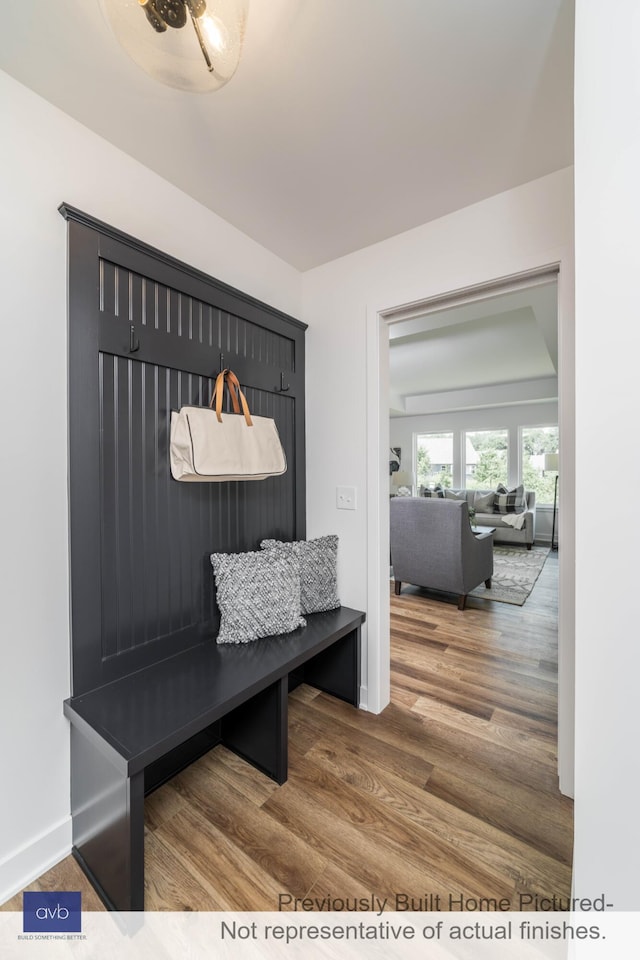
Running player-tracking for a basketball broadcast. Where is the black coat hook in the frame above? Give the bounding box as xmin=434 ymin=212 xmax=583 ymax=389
xmin=129 ymin=324 xmax=140 ymax=353
xmin=277 ymin=372 xmax=290 ymax=392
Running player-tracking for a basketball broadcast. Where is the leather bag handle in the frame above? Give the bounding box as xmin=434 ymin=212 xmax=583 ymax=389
xmin=210 ymin=369 xmax=253 ymax=426
xmin=210 ymin=370 xmax=240 ymax=414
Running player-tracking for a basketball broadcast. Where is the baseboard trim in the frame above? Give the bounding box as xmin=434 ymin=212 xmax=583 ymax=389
xmin=0 ymin=817 xmax=71 ymax=906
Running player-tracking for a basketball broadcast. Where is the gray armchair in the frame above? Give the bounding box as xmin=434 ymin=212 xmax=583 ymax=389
xmin=390 ymin=497 xmax=493 ymax=610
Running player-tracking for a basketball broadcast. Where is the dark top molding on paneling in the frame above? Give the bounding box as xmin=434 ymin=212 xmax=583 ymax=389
xmin=58 ymin=203 xmax=307 ymax=333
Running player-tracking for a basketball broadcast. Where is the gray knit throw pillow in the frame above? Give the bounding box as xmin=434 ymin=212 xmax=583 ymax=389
xmin=210 ymin=550 xmax=305 ymax=644
xmin=260 ymin=535 xmax=340 ymax=614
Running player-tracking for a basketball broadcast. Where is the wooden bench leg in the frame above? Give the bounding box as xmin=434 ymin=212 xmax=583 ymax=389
xmin=70 ymin=725 xmax=144 ymax=911
xmin=394 ymin=580 xmax=401 ymax=595
xmin=222 ymin=678 xmax=288 ymax=785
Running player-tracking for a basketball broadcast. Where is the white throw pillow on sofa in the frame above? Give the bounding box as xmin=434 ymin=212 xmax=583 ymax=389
xmin=474 ymin=491 xmax=496 ymax=512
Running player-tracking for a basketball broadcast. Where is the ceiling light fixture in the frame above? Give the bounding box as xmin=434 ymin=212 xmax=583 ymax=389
xmin=101 ymin=0 xmax=249 ymax=93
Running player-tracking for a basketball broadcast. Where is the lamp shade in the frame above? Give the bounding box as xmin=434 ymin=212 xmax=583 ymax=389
xmin=101 ymin=0 xmax=249 ymax=93
xmin=392 ymin=470 xmax=412 ymax=487
xmin=544 ymin=453 xmax=559 ymax=472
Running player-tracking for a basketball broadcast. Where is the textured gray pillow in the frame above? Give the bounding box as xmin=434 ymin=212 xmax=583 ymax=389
xmin=210 ymin=550 xmax=305 ymax=644
xmin=260 ymin=535 xmax=340 ymax=614
xmin=444 ymin=488 xmax=466 ymax=501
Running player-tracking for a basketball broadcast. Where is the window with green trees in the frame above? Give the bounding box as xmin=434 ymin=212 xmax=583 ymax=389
xmin=412 ymin=424 xmax=559 ymax=500
xmin=521 ymin=426 xmax=559 ymax=505
xmin=464 ymin=430 xmax=508 ymax=489
xmin=416 ymin=433 xmax=453 ymax=489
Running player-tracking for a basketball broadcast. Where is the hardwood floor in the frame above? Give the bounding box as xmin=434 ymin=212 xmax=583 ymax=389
xmin=2 ymin=549 xmax=572 ymax=912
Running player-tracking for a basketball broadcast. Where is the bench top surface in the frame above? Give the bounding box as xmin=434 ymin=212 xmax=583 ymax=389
xmin=64 ymin=605 xmax=365 ymax=774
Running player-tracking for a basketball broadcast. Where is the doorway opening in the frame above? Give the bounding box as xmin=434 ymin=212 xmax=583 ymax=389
xmin=366 ymin=264 xmax=574 ymax=798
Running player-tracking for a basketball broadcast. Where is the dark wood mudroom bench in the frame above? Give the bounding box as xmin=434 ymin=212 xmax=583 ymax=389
xmin=63 ymin=605 xmax=365 ymax=911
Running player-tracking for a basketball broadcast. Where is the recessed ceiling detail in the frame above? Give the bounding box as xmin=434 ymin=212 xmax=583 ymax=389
xmin=389 ymin=281 xmax=558 ymax=416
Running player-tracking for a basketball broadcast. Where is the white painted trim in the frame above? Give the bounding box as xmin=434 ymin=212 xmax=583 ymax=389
xmin=0 ymin=817 xmax=71 ymax=906
xmin=555 ymin=261 xmax=575 ymax=799
xmin=364 ymin=306 xmax=390 ymax=714
xmin=368 ymin=264 xmax=575 ymax=797
xmin=381 ymin=264 xmax=560 ymax=325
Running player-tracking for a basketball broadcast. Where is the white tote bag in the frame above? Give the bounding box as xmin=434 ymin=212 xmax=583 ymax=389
xmin=170 ymin=369 xmax=287 ymax=482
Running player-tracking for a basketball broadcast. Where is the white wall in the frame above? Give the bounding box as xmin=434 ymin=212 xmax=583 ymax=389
xmin=0 ymin=69 xmax=301 ymax=903
xmin=572 ymin=0 xmax=640 ymax=909
xmin=390 ymin=401 xmax=559 ymax=543
xmin=302 ymin=165 xmax=575 ymax=768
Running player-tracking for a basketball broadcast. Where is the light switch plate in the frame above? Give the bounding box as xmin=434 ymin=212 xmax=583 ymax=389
xmin=336 ymin=486 xmax=357 ymax=510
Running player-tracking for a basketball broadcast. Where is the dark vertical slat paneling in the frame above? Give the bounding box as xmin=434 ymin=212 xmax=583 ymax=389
xmin=101 ymin=261 xmax=114 ymax=316
xmin=128 ymin=358 xmax=146 ymax=650
xmin=130 ymin=272 xmax=143 ymax=328
xmin=116 ymin=266 xmax=128 ymax=320
xmin=157 ymin=367 xmax=172 ymax=640
xmin=65 ymin=208 xmax=306 ymax=693
xmin=167 ymin=369 xmax=181 ymax=633
xmin=97 ymin=357 xmax=301 ymax=664
xmin=183 ymin=376 xmax=199 ymax=627
xmin=67 ymin=222 xmax=104 ymax=696
xmin=156 ymin=282 xmax=167 ymax=333
xmin=114 ymin=356 xmax=131 ymax=652
xmin=294 ymin=334 xmax=306 ymax=540
xmin=143 ymin=363 xmax=159 ymax=645
xmin=213 ymin=307 xmax=221 ymax=355
xmin=100 ymin=354 xmax=118 ymax=661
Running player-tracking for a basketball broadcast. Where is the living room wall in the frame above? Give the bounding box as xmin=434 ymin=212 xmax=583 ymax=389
xmin=0 ymin=69 xmax=302 ymax=903
xmin=390 ymin=400 xmax=559 ymax=544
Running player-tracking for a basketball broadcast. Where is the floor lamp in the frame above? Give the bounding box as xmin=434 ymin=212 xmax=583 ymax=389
xmin=544 ymin=454 xmax=559 ymax=550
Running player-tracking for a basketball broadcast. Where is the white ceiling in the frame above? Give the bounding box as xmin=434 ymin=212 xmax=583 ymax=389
xmin=0 ymin=0 xmax=574 ymax=270
xmin=388 ymin=278 xmax=559 ymax=416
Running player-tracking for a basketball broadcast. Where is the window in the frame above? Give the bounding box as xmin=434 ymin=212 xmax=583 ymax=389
xmin=413 ymin=424 xmax=559 ymax=497
xmin=464 ymin=429 xmax=508 ymax=489
xmin=521 ymin=426 xmax=559 ymax=505
xmin=416 ymin=433 xmax=453 ymax=489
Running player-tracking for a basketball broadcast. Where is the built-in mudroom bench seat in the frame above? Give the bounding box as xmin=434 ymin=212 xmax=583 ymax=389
xmin=63 ymin=605 xmax=364 ymax=911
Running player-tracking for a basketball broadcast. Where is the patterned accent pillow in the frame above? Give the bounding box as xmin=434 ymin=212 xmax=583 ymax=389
xmin=210 ymin=550 xmax=305 ymax=644
xmin=260 ymin=535 xmax=340 ymax=614
xmin=422 ymin=485 xmax=444 ymax=498
xmin=474 ymin=491 xmax=496 ymax=513
xmin=493 ymin=484 xmax=526 ymax=514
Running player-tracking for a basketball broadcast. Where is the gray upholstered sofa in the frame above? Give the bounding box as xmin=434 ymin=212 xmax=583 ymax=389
xmin=390 ymin=497 xmax=494 ymax=610
xmin=419 ymin=486 xmax=536 ymax=549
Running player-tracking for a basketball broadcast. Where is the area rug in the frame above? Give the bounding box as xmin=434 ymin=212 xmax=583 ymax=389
xmin=469 ymin=545 xmax=550 ymax=606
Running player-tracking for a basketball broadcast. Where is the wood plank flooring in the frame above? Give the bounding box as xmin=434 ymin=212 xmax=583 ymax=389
xmin=2 ymin=550 xmax=572 ymax=912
